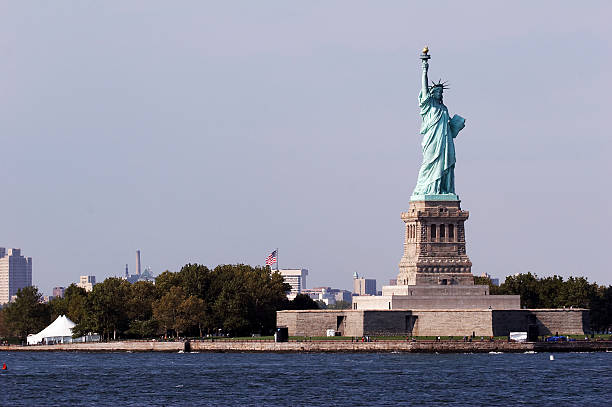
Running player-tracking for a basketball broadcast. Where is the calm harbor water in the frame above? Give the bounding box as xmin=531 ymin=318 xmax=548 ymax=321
xmin=1 ymin=351 xmax=610 ymax=406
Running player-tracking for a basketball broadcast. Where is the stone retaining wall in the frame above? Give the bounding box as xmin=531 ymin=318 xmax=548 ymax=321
xmin=277 ymin=309 xmax=589 ymax=337
xmin=5 ymin=341 xmax=183 ymax=352
xmin=4 ymin=340 xmax=611 ymax=353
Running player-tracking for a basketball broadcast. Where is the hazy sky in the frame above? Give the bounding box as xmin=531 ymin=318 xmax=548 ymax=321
xmin=1 ymin=1 xmax=611 ymax=294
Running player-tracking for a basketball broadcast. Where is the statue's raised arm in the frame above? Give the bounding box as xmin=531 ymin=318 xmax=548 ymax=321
xmin=421 ymin=46 xmax=430 ymax=96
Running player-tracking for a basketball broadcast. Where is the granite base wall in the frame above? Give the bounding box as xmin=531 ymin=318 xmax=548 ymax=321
xmin=362 ymin=311 xmax=415 ymax=336
xmin=277 ymin=309 xmax=589 ymax=337
xmin=411 ymin=310 xmax=493 ymax=336
xmin=392 ymin=296 xmax=520 ymax=310
xmin=491 ymin=309 xmax=589 ymax=336
xmin=276 ymin=311 xmax=364 ymax=337
xmin=353 ymin=295 xmax=521 ymax=310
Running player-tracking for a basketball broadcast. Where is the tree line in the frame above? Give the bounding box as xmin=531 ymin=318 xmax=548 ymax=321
xmin=0 ymin=264 xmax=319 ymax=341
xmin=3 ymin=268 xmax=609 ymax=341
xmin=475 ymin=273 xmax=612 ymax=332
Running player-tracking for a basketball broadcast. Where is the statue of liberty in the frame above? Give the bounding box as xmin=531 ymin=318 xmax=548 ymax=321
xmin=412 ymin=47 xmax=465 ymax=199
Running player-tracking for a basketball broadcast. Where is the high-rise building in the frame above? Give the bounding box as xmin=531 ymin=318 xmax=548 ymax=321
xmin=352 ymin=272 xmax=376 ymax=296
xmin=334 ymin=289 xmax=353 ymax=303
xmin=278 ymin=269 xmax=308 ymax=300
xmin=0 ymin=248 xmax=33 ymax=304
xmin=52 ymin=287 xmax=65 ymax=298
xmin=77 ymin=275 xmax=96 ymax=292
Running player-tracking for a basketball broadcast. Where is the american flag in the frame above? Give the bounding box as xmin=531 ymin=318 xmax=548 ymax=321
xmin=265 ymin=250 xmax=277 ymax=266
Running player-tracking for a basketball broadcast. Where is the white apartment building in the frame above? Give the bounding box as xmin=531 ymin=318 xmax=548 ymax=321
xmin=278 ymin=269 xmax=308 ymax=300
xmin=302 ymin=287 xmax=353 ymax=306
xmin=0 ymin=248 xmax=33 ymax=304
xmin=77 ymin=275 xmax=96 ymax=292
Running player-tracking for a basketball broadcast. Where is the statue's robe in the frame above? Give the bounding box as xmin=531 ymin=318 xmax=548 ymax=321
xmin=413 ymin=90 xmax=464 ymax=195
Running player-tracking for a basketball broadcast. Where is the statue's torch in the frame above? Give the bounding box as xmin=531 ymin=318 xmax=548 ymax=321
xmin=420 ymin=46 xmax=430 ymax=62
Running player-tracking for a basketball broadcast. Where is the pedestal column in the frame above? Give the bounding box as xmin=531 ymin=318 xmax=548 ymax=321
xmin=397 ymin=197 xmax=473 ymax=286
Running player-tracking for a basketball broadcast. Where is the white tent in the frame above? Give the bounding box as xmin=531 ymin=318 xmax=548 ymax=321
xmin=27 ymin=315 xmax=76 ymax=345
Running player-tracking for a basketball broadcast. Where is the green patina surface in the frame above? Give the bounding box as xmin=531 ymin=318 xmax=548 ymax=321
xmin=412 ymin=50 xmax=465 ymax=198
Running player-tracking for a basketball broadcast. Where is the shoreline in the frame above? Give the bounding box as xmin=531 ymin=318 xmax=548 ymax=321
xmin=3 ymin=340 xmax=612 ymax=353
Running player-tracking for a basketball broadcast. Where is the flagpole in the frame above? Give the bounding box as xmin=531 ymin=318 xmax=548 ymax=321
xmin=276 ymin=248 xmax=279 ymax=271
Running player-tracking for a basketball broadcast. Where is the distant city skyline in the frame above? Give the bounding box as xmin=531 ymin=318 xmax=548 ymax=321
xmin=1 ymin=2 xmax=611 ymax=294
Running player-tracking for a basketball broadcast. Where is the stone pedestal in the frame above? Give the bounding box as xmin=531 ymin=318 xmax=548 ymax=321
xmin=397 ymin=198 xmax=473 ymax=286
xmin=352 ymin=197 xmax=521 ymax=311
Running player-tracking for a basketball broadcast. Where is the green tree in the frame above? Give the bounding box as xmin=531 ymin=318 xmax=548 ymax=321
xmin=75 ymin=278 xmax=131 ymax=340
xmin=287 ymin=294 xmax=320 ymax=310
xmin=537 ymin=275 xmax=565 ymax=308
xmin=127 ymin=281 xmax=156 ymax=321
xmin=213 ymin=278 xmax=250 ymax=335
xmin=153 ymin=286 xmax=187 ymax=337
xmin=65 ymin=285 xmax=88 ymax=323
xmin=154 ymin=270 xmax=182 ymax=299
xmin=558 ymin=276 xmax=595 ymax=308
xmin=48 ymin=284 xmax=89 ymax=324
xmin=0 ymin=307 xmax=8 ymax=338
xmin=602 ymin=286 xmax=612 ymax=331
xmin=202 ymin=264 xmax=290 ymax=336
xmin=243 ymin=268 xmax=290 ymax=334
xmin=3 ymin=286 xmax=51 ymax=340
xmin=328 ymin=300 xmax=352 ymax=310
xmin=589 ymin=285 xmax=612 ymax=332
xmin=126 ymin=319 xmax=159 ymax=338
xmin=498 ymin=272 xmax=541 ymax=308
xmin=177 ymin=296 xmax=207 ymax=337
xmin=125 ymin=281 xmax=157 ymax=338
xmin=49 ymin=296 xmax=67 ymax=318
xmin=177 ymin=264 xmax=211 ymax=299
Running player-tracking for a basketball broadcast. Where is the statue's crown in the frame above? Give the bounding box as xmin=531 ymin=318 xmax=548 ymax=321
xmin=429 ymin=79 xmax=449 ymax=90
